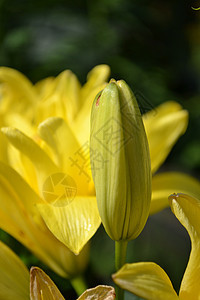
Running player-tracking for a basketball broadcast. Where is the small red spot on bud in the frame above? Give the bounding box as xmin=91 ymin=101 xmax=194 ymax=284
xmin=96 ymin=95 xmax=101 ymax=106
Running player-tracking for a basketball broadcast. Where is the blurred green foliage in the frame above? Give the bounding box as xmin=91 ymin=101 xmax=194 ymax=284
xmin=0 ymin=1 xmax=200 ymax=299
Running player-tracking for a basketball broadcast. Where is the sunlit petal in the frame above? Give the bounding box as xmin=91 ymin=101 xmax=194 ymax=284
xmin=169 ymin=193 xmax=200 ymax=300
xmin=72 ymin=65 xmax=110 ymax=146
xmin=0 ymin=113 xmax=37 ymax=189
xmin=1 ymin=127 xmax=58 ymax=196
xmin=34 ymin=76 xmax=55 ymax=99
xmin=112 ymin=262 xmax=179 ymax=300
xmin=77 ymin=285 xmax=116 ymax=300
xmin=54 ymin=70 xmax=81 ymax=122
xmin=37 ymin=196 xmax=101 ymax=254
xmin=38 ymin=117 xmax=94 ymax=199
xmin=0 ymin=128 xmax=9 ymax=163
xmin=34 ymin=71 xmax=81 ymax=125
xmin=0 ymin=161 xmax=41 ymax=216
xmin=0 ymin=161 xmax=89 ymax=278
xmin=143 ymin=101 xmax=188 ymax=174
xmin=0 ymin=66 xmax=36 ymax=116
xmin=30 ymin=267 xmax=65 ymax=300
xmin=0 ymin=241 xmax=29 ymax=300
xmin=81 ymin=64 xmax=110 ymax=103
xmin=4 ymin=113 xmax=35 ymax=136
xmin=150 ymin=172 xmax=200 ymax=214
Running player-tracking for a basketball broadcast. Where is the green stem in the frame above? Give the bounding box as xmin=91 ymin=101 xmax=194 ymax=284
xmin=115 ymin=240 xmax=128 ymax=300
xmin=70 ymin=275 xmax=88 ymax=296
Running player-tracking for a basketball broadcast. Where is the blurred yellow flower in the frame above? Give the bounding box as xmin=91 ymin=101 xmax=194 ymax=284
xmin=112 ymin=193 xmax=200 ymax=300
xmin=0 ymin=65 xmax=200 ymax=258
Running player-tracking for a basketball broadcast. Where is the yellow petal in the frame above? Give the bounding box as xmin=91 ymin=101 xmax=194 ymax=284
xmin=30 ymin=267 xmax=65 ymax=300
xmin=77 ymin=285 xmax=116 ymax=300
xmin=54 ymin=70 xmax=81 ymax=122
xmin=4 ymin=113 xmax=35 ymax=136
xmin=38 ymin=117 xmax=94 ymax=200
xmin=38 ymin=117 xmax=79 ymax=167
xmin=0 ymin=66 xmax=36 ymax=116
xmin=35 ymin=93 xmax=66 ymax=125
xmin=0 ymin=128 xmax=9 ymax=164
xmin=169 ymin=193 xmax=200 ymax=300
xmin=1 ymin=127 xmax=58 ymax=196
xmin=150 ymin=172 xmax=200 ymax=214
xmin=71 ymin=82 xmax=107 ymax=146
xmin=0 ymin=161 xmax=41 ymax=217
xmin=34 ymin=71 xmax=81 ymax=125
xmin=72 ymin=65 xmax=110 ymax=146
xmin=37 ymin=197 xmax=101 ymax=254
xmin=34 ymin=76 xmax=55 ymax=98
xmin=1 ymin=113 xmax=38 ymax=191
xmin=0 ymin=241 xmax=29 ymax=300
xmin=143 ymin=101 xmax=188 ymax=174
xmin=0 ymin=161 xmax=46 ymax=250
xmin=0 ymin=162 xmax=89 ymax=278
xmin=81 ymin=64 xmax=110 ymax=103
xmin=112 ymin=262 xmax=179 ymax=300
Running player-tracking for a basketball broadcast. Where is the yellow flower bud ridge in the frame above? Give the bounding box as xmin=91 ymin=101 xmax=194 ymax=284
xmin=90 ymin=79 xmax=152 ymax=241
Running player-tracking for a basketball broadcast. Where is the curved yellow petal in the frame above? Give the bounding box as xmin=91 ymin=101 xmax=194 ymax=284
xmin=0 ymin=161 xmax=41 ymax=218
xmin=34 ymin=75 xmax=64 ymax=125
xmin=81 ymin=64 xmax=110 ymax=103
xmin=150 ymin=172 xmax=200 ymax=214
xmin=72 ymin=65 xmax=110 ymax=146
xmin=143 ymin=101 xmax=188 ymax=174
xmin=1 ymin=127 xmax=58 ymax=196
xmin=77 ymin=285 xmax=116 ymax=300
xmin=54 ymin=70 xmax=81 ymax=122
xmin=0 ymin=241 xmax=29 ymax=300
xmin=38 ymin=117 xmax=79 ymax=167
xmin=169 ymin=193 xmax=200 ymax=300
xmin=37 ymin=196 xmax=101 ymax=254
xmin=0 ymin=66 xmax=36 ymax=116
xmin=4 ymin=113 xmax=35 ymax=136
xmin=34 ymin=76 xmax=55 ymax=98
xmin=0 ymin=162 xmax=89 ymax=278
xmin=112 ymin=262 xmax=179 ymax=300
xmin=30 ymin=267 xmax=65 ymax=300
xmin=34 ymin=71 xmax=81 ymax=125
xmin=35 ymin=93 xmax=66 ymax=125
xmin=0 ymin=128 xmax=9 ymax=164
xmin=38 ymin=117 xmax=94 ymax=199
xmin=0 ymin=112 xmax=37 ymax=190
xmin=0 ymin=161 xmax=46 ymax=250
xmin=72 ymin=83 xmax=108 ymax=146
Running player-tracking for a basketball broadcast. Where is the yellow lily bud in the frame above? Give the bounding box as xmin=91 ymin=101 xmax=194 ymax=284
xmin=90 ymin=79 xmax=152 ymax=241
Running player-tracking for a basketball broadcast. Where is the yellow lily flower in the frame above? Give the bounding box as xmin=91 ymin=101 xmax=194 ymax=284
xmin=1 ymin=65 xmax=200 ymax=257
xmin=0 ymin=66 xmax=110 ymax=273
xmin=0 ymin=239 xmax=115 ymax=300
xmin=112 ymin=193 xmax=200 ymax=300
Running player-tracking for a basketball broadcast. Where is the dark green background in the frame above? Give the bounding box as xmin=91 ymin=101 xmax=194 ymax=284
xmin=0 ymin=1 xmax=200 ymax=299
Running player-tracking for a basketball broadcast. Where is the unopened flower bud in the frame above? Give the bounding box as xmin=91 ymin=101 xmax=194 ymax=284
xmin=90 ymin=79 xmax=151 ymax=241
